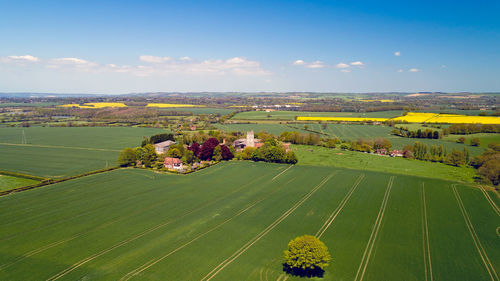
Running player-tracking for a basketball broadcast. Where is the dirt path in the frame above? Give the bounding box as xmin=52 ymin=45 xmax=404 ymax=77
xmin=315 ymin=173 xmax=365 ymax=238
xmin=452 ymin=185 xmax=498 ymax=281
xmin=420 ymin=183 xmax=433 ymax=281
xmin=353 ymin=176 xmax=394 ymax=281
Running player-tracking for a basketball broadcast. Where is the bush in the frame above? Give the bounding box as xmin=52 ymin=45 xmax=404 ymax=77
xmin=470 ymin=138 xmax=481 ymax=146
xmin=283 ymin=235 xmax=331 ymax=278
xmin=117 ymin=148 xmax=137 ymax=166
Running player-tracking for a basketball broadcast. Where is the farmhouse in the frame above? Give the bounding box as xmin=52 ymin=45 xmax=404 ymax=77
xmin=154 ymin=140 xmax=176 ymax=154
xmin=164 ymin=157 xmax=183 ymax=170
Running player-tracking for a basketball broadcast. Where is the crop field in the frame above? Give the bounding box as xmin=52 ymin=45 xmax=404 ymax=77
xmin=215 ymin=123 xmax=311 ymax=135
xmin=0 ymin=175 xmax=39 ymax=192
xmin=231 ymin=110 xmax=404 ymax=121
xmin=392 ymin=112 xmax=500 ymax=124
xmin=443 ymin=133 xmax=500 ymax=148
xmin=59 ymin=103 xmax=127 ymax=108
xmin=0 ymin=162 xmax=498 ymax=281
xmin=0 ymin=127 xmax=166 ymax=177
xmin=146 ymin=103 xmax=204 ymax=108
xmin=300 ymin=124 xmax=484 ymax=156
xmin=158 ymin=107 xmax=234 ymax=115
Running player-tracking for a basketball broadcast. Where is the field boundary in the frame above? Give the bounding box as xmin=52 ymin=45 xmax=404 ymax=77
xmin=199 ymin=171 xmax=337 ymax=281
xmin=0 ymin=142 xmax=121 ymax=152
xmin=421 ymin=183 xmax=433 ymax=281
xmin=354 ymin=176 xmax=394 ymax=281
xmin=46 ymin=167 xmax=292 ymax=281
xmin=452 ymin=185 xmax=498 ymax=281
xmin=315 ymin=173 xmax=365 ymax=238
xmin=0 ymin=167 xmax=119 ymax=197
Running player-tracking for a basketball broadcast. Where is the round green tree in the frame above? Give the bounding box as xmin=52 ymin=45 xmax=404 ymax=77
xmin=283 ymin=235 xmax=331 ymax=277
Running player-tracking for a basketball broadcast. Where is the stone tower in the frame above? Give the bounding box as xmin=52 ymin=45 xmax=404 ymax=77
xmin=246 ymin=131 xmax=255 ymax=147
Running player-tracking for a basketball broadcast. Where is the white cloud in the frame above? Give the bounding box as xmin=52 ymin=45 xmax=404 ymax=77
xmin=51 ymin=57 xmax=91 ymax=65
xmin=394 ymin=51 xmax=401 ymax=56
xmin=179 ymin=56 xmax=192 ymax=61
xmin=7 ymin=55 xmax=40 ymax=62
xmin=292 ymin=59 xmax=305 ymax=65
xmin=397 ymin=69 xmax=404 ymax=73
xmin=306 ymin=61 xmax=325 ymax=68
xmin=409 ymin=68 xmax=420 ymax=72
xmin=139 ymin=55 xmax=172 ymax=63
xmin=350 ymin=61 xmax=364 ymax=66
xmin=335 ymin=62 xmax=350 ymax=69
xmin=341 ymin=69 xmax=351 ymax=73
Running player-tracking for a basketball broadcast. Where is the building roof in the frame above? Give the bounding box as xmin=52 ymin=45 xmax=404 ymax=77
xmin=164 ymin=157 xmax=182 ymax=165
xmin=154 ymin=140 xmax=176 ymax=148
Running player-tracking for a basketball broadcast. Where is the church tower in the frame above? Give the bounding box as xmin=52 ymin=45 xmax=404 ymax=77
xmin=246 ymin=131 xmax=255 ymax=147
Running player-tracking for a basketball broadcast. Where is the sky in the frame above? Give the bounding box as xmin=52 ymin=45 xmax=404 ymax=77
xmin=0 ymin=0 xmax=499 ymax=94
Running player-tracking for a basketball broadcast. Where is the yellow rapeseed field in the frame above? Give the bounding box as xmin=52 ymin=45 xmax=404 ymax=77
xmin=359 ymin=99 xmax=395 ymax=103
xmin=297 ymin=112 xmax=500 ymax=124
xmin=59 ymin=102 xmax=127 ymax=108
xmin=146 ymin=103 xmax=204 ymax=108
xmin=296 ymin=117 xmax=389 ymax=122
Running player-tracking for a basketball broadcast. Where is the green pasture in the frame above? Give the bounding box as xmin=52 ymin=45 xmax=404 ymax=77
xmin=0 ymin=175 xmax=39 ymax=192
xmin=0 ymin=162 xmax=498 ymax=281
xmin=292 ymin=145 xmax=477 ymax=183
xmin=0 ymin=127 xmax=166 ymax=177
xmin=231 ymin=110 xmax=404 ymax=120
xmin=443 ymin=133 xmax=500 ymax=149
xmin=0 ymin=102 xmax=61 ymax=107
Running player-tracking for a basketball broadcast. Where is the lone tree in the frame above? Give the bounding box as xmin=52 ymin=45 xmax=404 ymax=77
xmin=283 ymin=235 xmax=331 ymax=278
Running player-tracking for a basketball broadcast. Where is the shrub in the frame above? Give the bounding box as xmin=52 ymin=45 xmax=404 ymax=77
xmin=470 ymin=138 xmax=481 ymax=146
xmin=283 ymin=235 xmax=331 ymax=278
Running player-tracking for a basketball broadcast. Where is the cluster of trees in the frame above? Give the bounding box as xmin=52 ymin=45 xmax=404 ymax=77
xmin=117 ymin=144 xmax=157 ymax=168
xmin=187 ymin=138 xmax=234 ymax=161
xmin=141 ymin=133 xmax=175 ymax=146
xmin=456 ymin=137 xmax=481 ymax=146
xmin=443 ymin=124 xmax=500 ymax=135
xmin=392 ymin=127 xmax=441 ymax=139
xmin=342 ymin=138 xmax=392 ymax=153
xmin=279 ymin=131 xmax=322 ymax=146
xmin=402 ymin=141 xmax=471 ymax=166
xmin=238 ymin=139 xmax=297 ymax=164
xmin=470 ymin=143 xmax=500 ymax=185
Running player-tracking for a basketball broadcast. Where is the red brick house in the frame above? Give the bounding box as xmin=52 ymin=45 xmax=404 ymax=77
xmin=164 ymin=157 xmax=183 ymax=169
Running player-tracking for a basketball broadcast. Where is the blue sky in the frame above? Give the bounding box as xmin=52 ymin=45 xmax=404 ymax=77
xmin=0 ymin=0 xmax=499 ymax=93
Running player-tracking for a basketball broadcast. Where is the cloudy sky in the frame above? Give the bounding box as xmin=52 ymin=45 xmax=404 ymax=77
xmin=0 ymin=0 xmax=499 ymax=93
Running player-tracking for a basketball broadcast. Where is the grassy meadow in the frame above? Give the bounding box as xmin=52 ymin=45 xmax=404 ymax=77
xmin=0 ymin=127 xmax=166 ymax=177
xmin=0 ymin=162 xmax=497 ymax=281
xmin=0 ymin=175 xmax=39 ymax=192
xmin=292 ymin=145 xmax=477 ymax=183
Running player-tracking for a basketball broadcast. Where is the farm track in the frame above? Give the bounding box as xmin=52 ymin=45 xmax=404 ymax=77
xmin=452 ymin=185 xmax=499 ymax=281
xmin=478 ymin=186 xmax=500 ymax=217
xmin=315 ymin=173 xmax=365 ymax=238
xmin=119 ymin=176 xmax=298 ymax=281
xmin=354 ymin=176 xmax=394 ymax=281
xmin=0 ymin=142 xmax=121 ymax=152
xmin=199 ymin=171 xmax=337 ymax=281
xmin=421 ymin=183 xmax=433 ymax=281
xmin=45 ymin=166 xmax=292 ymax=281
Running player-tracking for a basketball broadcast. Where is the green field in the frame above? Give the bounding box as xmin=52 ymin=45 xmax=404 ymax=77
xmin=0 ymin=175 xmax=39 ymax=192
xmin=0 ymin=127 xmax=166 ymax=177
xmin=215 ymin=123 xmax=311 ymax=135
xmin=0 ymin=162 xmax=497 ymax=281
xmin=0 ymin=102 xmax=61 ymax=107
xmin=292 ymin=145 xmax=476 ymax=182
xmin=231 ymin=110 xmax=404 ymax=120
xmin=159 ymin=107 xmax=234 ymax=115
xmin=443 ymin=133 xmax=500 ymax=149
